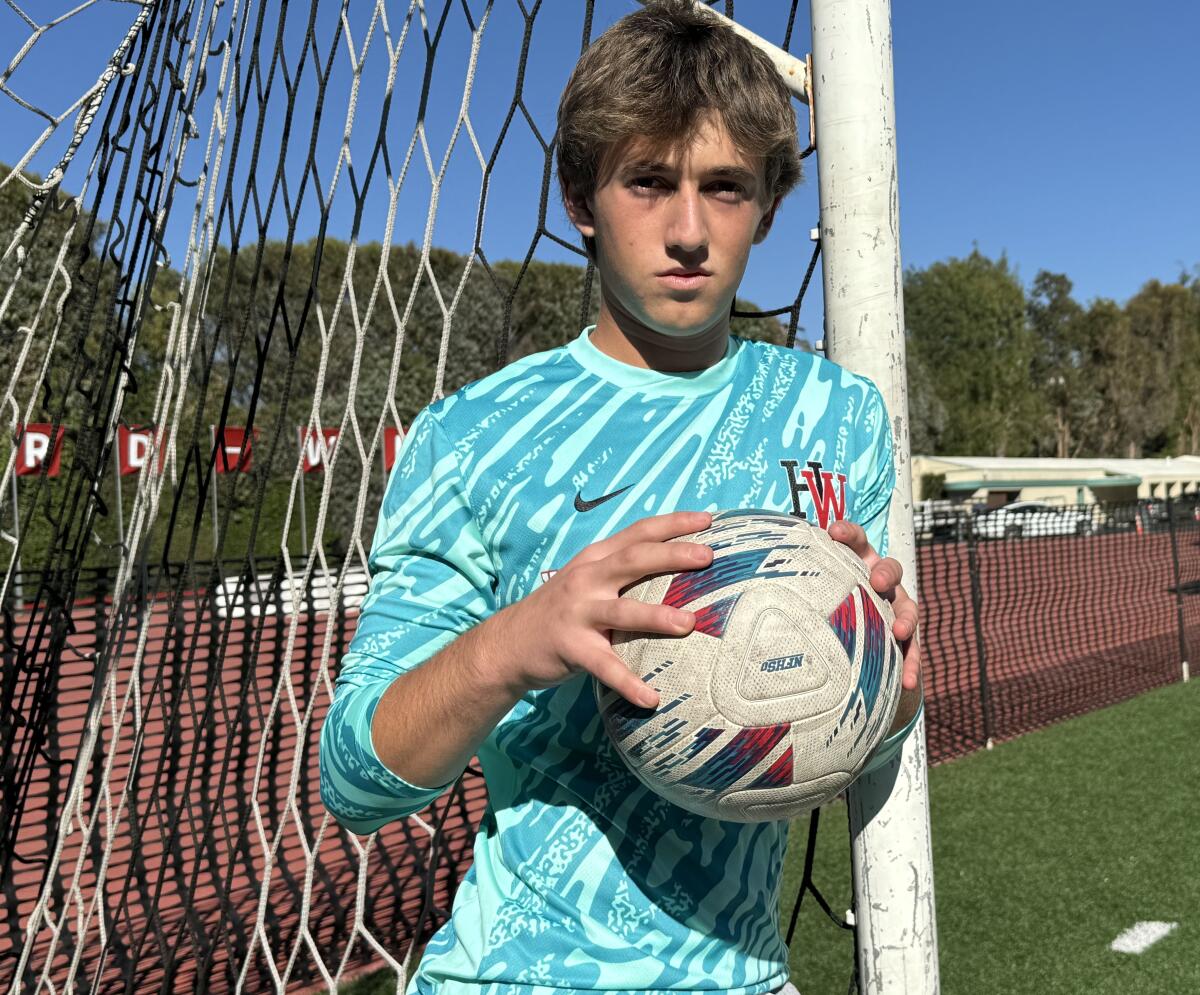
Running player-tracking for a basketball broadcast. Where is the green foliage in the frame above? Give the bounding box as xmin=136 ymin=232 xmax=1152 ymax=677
xmin=6 ymin=160 xmax=1198 ymax=577
xmin=4 ymin=169 xmax=793 ymax=573
xmin=905 ymin=250 xmax=1041 ymax=457
xmin=919 ymin=472 xmax=946 ymax=501
xmin=1 ymin=166 xmax=130 ymax=575
xmin=1122 ymin=278 xmax=1200 ymax=455
xmin=904 ymin=251 xmax=1200 ymax=459
xmin=1027 ymin=270 xmax=1088 ymax=457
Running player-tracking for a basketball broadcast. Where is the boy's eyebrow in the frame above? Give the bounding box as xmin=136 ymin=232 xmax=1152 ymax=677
xmin=622 ymin=158 xmax=675 ymax=174
xmin=620 ymin=160 xmax=758 ymax=184
xmin=707 ymin=165 xmax=758 ymax=184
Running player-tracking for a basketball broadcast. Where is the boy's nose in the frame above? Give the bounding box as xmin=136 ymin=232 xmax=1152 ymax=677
xmin=665 ymin=188 xmax=707 ymax=254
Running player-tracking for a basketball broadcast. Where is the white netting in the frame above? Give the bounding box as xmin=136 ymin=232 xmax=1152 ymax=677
xmin=0 ymin=2 xmax=826 ymax=992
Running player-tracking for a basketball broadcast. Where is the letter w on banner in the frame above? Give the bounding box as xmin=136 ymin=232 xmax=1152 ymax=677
xmin=214 ymin=427 xmax=258 ymax=473
xmin=298 ymin=427 xmax=340 ymax=472
xmin=15 ymin=424 xmax=66 ymax=476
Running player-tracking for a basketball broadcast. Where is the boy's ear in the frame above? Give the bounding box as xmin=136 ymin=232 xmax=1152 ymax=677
xmin=561 ymin=178 xmax=597 ymax=239
xmin=752 ymin=195 xmax=783 ymax=244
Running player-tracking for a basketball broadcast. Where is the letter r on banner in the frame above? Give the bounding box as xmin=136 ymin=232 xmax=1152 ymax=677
xmin=16 ymin=424 xmax=65 ymax=476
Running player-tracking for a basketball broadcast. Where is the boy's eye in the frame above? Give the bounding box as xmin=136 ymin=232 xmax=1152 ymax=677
xmin=709 ymin=180 xmax=746 ymax=200
xmin=630 ymin=175 xmax=666 ymax=192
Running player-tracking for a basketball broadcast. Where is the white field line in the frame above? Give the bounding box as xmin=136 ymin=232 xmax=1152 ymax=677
xmin=1110 ymin=921 xmax=1179 ymax=954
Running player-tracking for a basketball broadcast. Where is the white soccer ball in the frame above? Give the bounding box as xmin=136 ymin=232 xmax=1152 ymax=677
xmin=596 ymin=509 xmax=903 ymax=822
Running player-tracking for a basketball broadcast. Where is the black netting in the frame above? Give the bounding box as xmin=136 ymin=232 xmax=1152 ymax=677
xmin=0 ymin=1 xmax=828 ymax=991
xmin=2 ymin=1 xmax=1192 ymax=993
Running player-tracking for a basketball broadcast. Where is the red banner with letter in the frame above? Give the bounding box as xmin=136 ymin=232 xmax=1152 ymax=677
xmin=214 ymin=427 xmax=257 ymax=474
xmin=117 ymin=425 xmax=161 ymax=475
xmin=298 ymin=427 xmax=340 ymax=472
xmin=15 ymin=424 xmax=65 ymax=477
xmin=384 ymin=426 xmax=404 ymax=471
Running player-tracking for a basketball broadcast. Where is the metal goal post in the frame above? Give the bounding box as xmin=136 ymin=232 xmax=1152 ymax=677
xmin=691 ymin=2 xmax=942 ymax=990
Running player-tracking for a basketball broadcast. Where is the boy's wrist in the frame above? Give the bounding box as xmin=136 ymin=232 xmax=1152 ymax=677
xmin=465 ymin=606 xmax=532 ymax=703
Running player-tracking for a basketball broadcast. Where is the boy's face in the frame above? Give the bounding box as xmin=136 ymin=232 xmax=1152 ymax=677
xmin=566 ymin=112 xmax=778 ymax=342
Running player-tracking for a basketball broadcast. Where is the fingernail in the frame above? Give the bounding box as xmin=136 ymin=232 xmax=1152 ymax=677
xmin=641 ymin=690 xmax=659 ymax=709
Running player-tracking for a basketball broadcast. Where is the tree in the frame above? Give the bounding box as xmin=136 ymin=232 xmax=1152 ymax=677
xmin=1183 ymin=275 xmax=1200 ymax=453
xmin=903 ymin=250 xmax=1039 ymax=457
xmin=1027 ymin=271 xmax=1088 ymax=458
xmin=905 ymin=346 xmax=947 ymax=456
xmin=1 ymin=165 xmax=138 ymax=571
xmin=1122 ymin=278 xmax=1199 ymax=455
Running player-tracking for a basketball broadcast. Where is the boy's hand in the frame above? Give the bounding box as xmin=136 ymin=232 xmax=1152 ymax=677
xmin=827 ymin=520 xmax=922 ymax=694
xmin=496 ymin=510 xmax=715 ymax=709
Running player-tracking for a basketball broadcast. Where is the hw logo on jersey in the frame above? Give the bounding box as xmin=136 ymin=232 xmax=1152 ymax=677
xmin=779 ymin=459 xmax=847 ymax=528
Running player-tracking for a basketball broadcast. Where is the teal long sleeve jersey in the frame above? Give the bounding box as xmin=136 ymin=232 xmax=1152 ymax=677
xmin=319 ymin=327 xmax=920 ymax=994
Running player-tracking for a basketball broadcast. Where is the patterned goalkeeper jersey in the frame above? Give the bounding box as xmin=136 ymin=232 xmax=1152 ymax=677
xmin=319 ymin=327 xmax=919 ymax=994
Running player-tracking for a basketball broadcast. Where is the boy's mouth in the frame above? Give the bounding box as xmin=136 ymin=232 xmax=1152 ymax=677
xmin=657 ymin=267 xmax=711 ymax=290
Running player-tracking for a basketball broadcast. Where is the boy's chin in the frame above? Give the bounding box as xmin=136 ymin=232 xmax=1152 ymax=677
xmin=636 ymin=306 xmax=729 ymax=341
xmin=645 ymin=325 xmax=722 ymax=341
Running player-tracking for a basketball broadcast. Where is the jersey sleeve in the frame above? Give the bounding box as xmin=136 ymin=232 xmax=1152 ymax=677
xmin=862 ymin=699 xmax=923 ymax=775
xmin=851 ymin=380 xmax=896 ymax=558
xmin=319 ymin=408 xmax=498 ymax=834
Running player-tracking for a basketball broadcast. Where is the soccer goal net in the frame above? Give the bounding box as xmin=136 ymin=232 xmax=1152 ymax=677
xmin=0 ymin=1 xmax=932 ymax=992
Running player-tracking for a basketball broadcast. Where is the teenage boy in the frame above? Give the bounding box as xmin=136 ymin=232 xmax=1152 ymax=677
xmin=320 ymin=2 xmax=922 ymax=992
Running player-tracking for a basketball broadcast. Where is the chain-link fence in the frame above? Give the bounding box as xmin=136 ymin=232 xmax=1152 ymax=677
xmin=919 ymin=498 xmax=1198 ymax=760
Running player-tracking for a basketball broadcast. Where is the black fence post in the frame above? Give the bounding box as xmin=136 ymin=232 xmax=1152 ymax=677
xmin=965 ymin=517 xmax=994 ymax=749
xmin=1165 ymin=496 xmax=1191 ymax=683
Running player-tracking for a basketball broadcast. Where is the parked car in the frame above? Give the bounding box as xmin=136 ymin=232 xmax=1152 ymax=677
xmin=913 ymin=500 xmax=971 ymax=542
xmin=1140 ymin=494 xmax=1200 ymax=528
xmin=972 ymin=500 xmax=1095 ymax=540
xmin=1098 ymin=502 xmax=1149 ymax=533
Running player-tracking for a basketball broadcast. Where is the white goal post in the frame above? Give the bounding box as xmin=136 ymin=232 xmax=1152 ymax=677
xmin=683 ymin=2 xmax=942 ymax=990
xmin=810 ymin=1 xmax=939 ymax=990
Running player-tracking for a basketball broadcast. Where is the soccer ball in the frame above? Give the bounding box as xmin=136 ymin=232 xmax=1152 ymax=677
xmin=595 ymin=509 xmax=903 ymax=822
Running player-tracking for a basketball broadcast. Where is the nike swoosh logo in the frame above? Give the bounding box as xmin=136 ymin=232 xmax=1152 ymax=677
xmin=574 ymin=484 xmax=633 ymax=512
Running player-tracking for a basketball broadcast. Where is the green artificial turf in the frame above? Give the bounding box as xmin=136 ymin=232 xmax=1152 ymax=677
xmin=342 ymin=680 xmax=1198 ymax=994
xmin=781 ymin=679 xmax=1199 ymax=994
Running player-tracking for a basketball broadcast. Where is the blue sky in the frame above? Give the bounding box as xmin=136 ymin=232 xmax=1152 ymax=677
xmin=3 ymin=0 xmax=1197 ymax=335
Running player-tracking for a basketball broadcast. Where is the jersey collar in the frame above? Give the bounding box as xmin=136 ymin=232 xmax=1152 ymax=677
xmin=566 ymin=325 xmax=743 ymax=397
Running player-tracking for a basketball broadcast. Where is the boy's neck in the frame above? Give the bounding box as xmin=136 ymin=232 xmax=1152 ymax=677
xmin=589 ymin=299 xmax=731 ymax=373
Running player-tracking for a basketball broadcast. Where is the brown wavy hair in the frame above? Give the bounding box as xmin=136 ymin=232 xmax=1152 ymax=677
xmin=556 ymin=0 xmax=802 ymax=218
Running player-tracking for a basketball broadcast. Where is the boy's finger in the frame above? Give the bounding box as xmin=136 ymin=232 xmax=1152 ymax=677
xmin=901 ymin=642 xmax=922 ymax=691
xmin=870 ymin=558 xmax=904 ymax=595
xmin=592 ymin=652 xmax=660 ymax=710
xmin=578 ymin=510 xmax=713 ymax=564
xmin=599 ymin=539 xmax=712 ymax=591
xmin=593 ymin=597 xmax=695 ymax=638
xmin=828 ymin=520 xmax=881 ymax=568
